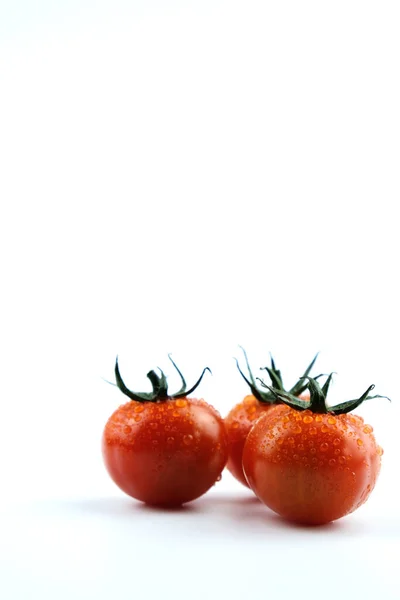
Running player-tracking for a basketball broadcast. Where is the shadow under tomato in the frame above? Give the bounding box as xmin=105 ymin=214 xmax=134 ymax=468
xmin=28 ymin=495 xmax=395 ymax=538
xmin=134 ymin=501 xmax=198 ymax=514
xmin=77 ymin=496 xmax=201 ymax=517
xmin=197 ymin=493 xmax=345 ymax=533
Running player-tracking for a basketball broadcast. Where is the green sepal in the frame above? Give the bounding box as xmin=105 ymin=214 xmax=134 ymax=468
xmin=263 ymin=374 xmax=390 ymax=415
xmin=328 ymin=385 xmax=390 ymax=415
xmin=113 ymin=355 xmax=211 ymax=403
xmin=114 ymin=358 xmax=155 ymax=401
xmin=235 ymin=347 xmax=275 ymax=404
xmin=258 ymin=381 xmax=310 ymax=411
xmin=290 ymin=353 xmax=319 ymax=396
xmin=262 ymin=354 xmax=285 ymax=391
xmin=174 ymin=367 xmax=211 ymax=398
xmin=167 ymin=354 xmax=186 ymax=395
xmin=236 ymin=347 xmax=320 ymax=405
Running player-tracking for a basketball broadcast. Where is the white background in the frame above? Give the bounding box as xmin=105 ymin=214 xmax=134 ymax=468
xmin=1 ymin=1 xmax=399 ymax=599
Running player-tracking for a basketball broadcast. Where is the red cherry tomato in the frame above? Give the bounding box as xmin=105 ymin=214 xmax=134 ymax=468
xmin=225 ymin=349 xmax=317 ymax=487
xmin=242 ymin=375 xmax=386 ymax=524
xmin=102 ymin=356 xmax=228 ymax=506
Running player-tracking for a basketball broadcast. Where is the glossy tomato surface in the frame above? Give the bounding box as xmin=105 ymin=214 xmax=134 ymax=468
xmin=242 ymin=405 xmax=382 ymax=524
xmin=103 ymin=397 xmax=228 ymax=506
xmin=225 ymin=392 xmax=310 ymax=488
xmin=225 ymin=395 xmax=275 ymax=487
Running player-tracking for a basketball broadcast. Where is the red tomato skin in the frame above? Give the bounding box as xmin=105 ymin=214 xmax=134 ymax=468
xmin=225 ymin=395 xmax=276 ymax=487
xmin=225 ymin=393 xmax=310 ymax=488
xmin=102 ymin=397 xmax=228 ymax=506
xmin=242 ymin=405 xmax=382 ymax=525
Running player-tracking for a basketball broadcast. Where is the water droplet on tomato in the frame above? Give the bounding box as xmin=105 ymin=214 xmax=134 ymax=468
xmin=183 ymin=434 xmax=194 ymax=446
xmin=123 ymin=425 xmax=132 ymax=434
xmin=134 ymin=415 xmax=141 ymax=422
xmin=293 ymin=425 xmax=302 ymax=434
xmin=377 ymin=446 xmax=384 ymax=456
xmin=320 ymin=443 xmax=329 ymax=452
xmin=329 ymin=458 xmax=336 ymax=466
xmin=150 ymin=422 xmax=158 ymax=430
xmin=176 ymin=399 xmax=187 ymax=408
xmin=134 ymin=405 xmax=144 ymax=413
xmin=328 ymin=416 xmax=336 ymax=425
xmin=216 ymin=474 xmax=222 ymax=482
xmin=363 ymin=425 xmax=373 ymax=434
xmin=357 ymin=438 xmax=363 ymax=446
xmin=333 ymin=438 xmax=340 ymax=446
xmin=315 ymin=415 xmax=323 ymax=422
xmin=167 ymin=437 xmax=175 ymax=444
xmin=303 ymin=415 xmax=313 ymax=424
xmin=309 ymin=427 xmax=317 ymax=436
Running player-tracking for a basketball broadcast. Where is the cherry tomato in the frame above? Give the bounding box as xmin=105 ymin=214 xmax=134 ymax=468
xmin=242 ymin=375 xmax=387 ymax=525
xmin=103 ymin=356 xmax=228 ymax=506
xmin=225 ymin=349 xmax=317 ymax=487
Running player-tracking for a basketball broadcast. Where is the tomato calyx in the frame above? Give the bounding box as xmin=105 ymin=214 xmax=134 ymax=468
xmin=114 ymin=354 xmax=211 ymax=403
xmin=235 ymin=346 xmax=320 ymax=404
xmin=262 ymin=374 xmax=390 ymax=415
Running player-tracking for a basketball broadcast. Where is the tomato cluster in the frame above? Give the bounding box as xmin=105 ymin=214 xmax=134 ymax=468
xmin=102 ymin=351 xmax=388 ymax=525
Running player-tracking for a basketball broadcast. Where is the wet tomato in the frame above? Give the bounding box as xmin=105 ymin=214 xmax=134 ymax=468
xmin=225 ymin=349 xmax=317 ymax=487
xmin=103 ymin=356 xmax=228 ymax=506
xmin=243 ymin=375 xmax=387 ymax=525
